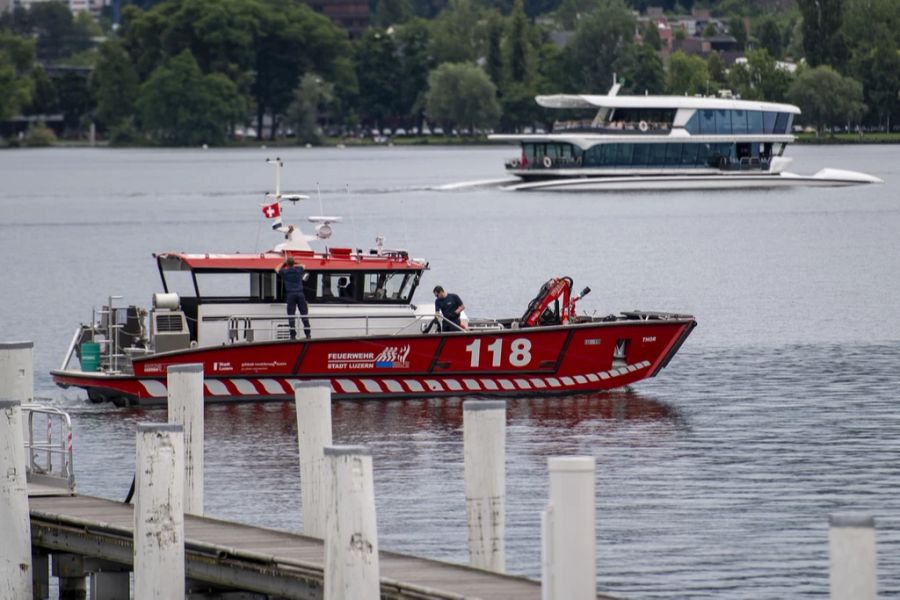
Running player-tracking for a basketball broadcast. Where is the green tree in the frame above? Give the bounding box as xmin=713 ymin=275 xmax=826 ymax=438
xmin=429 ymin=0 xmax=480 ymax=65
xmin=754 ymin=16 xmax=782 ymax=59
xmin=355 ymin=28 xmax=401 ymax=129
xmin=506 ymin=0 xmax=531 ymax=83
xmin=29 ymin=1 xmax=93 ymax=61
xmin=729 ymin=17 xmax=747 ymax=51
xmin=395 ymin=19 xmax=435 ymax=127
xmin=798 ymin=0 xmax=849 ymax=69
xmin=137 ymin=50 xmax=245 ymax=145
xmin=851 ymin=37 xmax=900 ymax=130
xmin=706 ymin=52 xmax=726 ymax=88
xmin=484 ymin=12 xmax=504 ymax=87
xmin=425 ymin=62 xmax=500 ymax=130
xmin=667 ymin=50 xmax=708 ymax=95
xmin=728 ymin=49 xmax=793 ymax=101
xmin=563 ymin=0 xmax=636 ymax=92
xmin=286 ymin=72 xmax=334 ymax=143
xmin=24 ymin=66 xmax=58 ymax=116
xmin=621 ymin=44 xmax=664 ymax=95
xmin=375 ymin=0 xmax=412 ymax=27
xmin=640 ymin=20 xmax=661 ymax=51
xmin=787 ymin=66 xmax=866 ymax=136
xmin=92 ymin=41 xmax=140 ymax=130
xmin=0 ymin=32 xmax=35 ymax=120
xmin=55 ymin=72 xmax=93 ymax=136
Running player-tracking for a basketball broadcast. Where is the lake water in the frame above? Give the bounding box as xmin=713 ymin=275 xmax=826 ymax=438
xmin=1 ymin=144 xmax=899 ymax=598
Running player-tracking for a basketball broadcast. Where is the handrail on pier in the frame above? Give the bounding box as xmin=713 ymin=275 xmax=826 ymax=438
xmin=23 ymin=403 xmax=75 ymax=494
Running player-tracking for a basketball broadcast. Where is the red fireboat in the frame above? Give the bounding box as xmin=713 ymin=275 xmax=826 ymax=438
xmin=51 ymin=160 xmax=696 ymax=406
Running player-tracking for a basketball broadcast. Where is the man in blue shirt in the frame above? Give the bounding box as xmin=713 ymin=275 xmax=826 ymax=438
xmin=277 ymin=256 xmax=311 ymax=339
xmin=433 ymin=285 xmax=465 ymax=332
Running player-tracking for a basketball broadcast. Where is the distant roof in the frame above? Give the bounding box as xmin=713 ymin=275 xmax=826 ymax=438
xmin=536 ymin=94 xmax=801 ymax=114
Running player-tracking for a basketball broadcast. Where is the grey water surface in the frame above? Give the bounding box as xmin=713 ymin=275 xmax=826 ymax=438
xmin=1 ymin=144 xmax=899 ymax=598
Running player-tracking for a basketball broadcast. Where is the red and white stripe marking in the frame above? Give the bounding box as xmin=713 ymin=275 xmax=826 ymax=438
xmin=138 ymin=360 xmax=652 ymax=399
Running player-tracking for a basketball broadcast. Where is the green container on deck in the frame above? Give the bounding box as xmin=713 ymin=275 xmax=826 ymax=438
xmin=80 ymin=342 xmax=100 ymax=372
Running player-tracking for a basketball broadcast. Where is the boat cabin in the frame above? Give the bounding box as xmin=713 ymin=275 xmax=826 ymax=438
xmin=151 ymin=248 xmax=429 ymax=347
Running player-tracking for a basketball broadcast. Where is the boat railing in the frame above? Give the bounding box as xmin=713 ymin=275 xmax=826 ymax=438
xmin=223 ymin=311 xmax=505 ymax=341
xmin=22 ymin=403 xmax=76 ymax=494
xmin=225 ymin=311 xmax=460 ymax=341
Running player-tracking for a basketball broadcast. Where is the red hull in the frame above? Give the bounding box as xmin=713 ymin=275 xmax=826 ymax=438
xmin=51 ymin=318 xmax=695 ymax=406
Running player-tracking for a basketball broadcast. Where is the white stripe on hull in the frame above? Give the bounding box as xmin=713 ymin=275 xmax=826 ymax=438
xmin=124 ymin=360 xmax=656 ymax=402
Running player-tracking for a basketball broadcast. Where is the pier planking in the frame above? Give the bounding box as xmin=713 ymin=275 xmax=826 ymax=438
xmin=29 ymin=493 xmax=620 ymax=600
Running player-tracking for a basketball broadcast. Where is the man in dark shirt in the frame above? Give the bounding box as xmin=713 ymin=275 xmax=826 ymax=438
xmin=433 ymin=285 xmax=465 ymax=332
xmin=277 ymin=256 xmax=311 ymax=339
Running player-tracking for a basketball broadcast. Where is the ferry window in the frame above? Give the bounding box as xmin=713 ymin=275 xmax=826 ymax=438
xmin=763 ymin=111 xmax=778 ymax=133
xmin=665 ymin=143 xmax=682 ymax=165
xmin=649 ymin=143 xmax=667 ymax=166
xmin=696 ymin=143 xmax=711 ymax=165
xmin=681 ymin=144 xmax=699 ymax=166
xmin=748 ymin=111 xmax=764 ymax=134
xmin=616 ymin=143 xmax=633 ymax=165
xmin=774 ymin=112 xmax=789 ymax=133
xmin=716 ymin=110 xmax=731 ymax=134
xmin=732 ymin=110 xmax=748 ymax=134
xmin=632 ymin=143 xmax=650 ymax=167
xmin=684 ymin=112 xmax=699 ymax=134
xmin=699 ymin=110 xmax=716 ymax=134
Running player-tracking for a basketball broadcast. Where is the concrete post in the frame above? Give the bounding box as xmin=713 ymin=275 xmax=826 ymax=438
xmin=463 ymin=400 xmax=506 ymax=573
xmin=167 ymin=364 xmax=204 ymax=515
xmin=0 ymin=341 xmax=34 ymax=403
xmin=134 ymin=424 xmax=185 ymax=600
xmin=542 ymin=456 xmax=596 ymax=600
xmin=829 ymin=513 xmax=877 ymax=600
xmin=323 ymin=446 xmax=380 ymax=600
xmin=0 ymin=399 xmax=33 ymax=599
xmin=295 ymin=381 xmax=333 ymax=538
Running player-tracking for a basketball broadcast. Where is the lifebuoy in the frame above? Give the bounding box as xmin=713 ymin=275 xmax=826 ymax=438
xmin=638 ymin=120 xmax=649 ymax=132
xmin=542 ymin=156 xmax=552 ymax=168
xmin=510 ymin=158 xmax=520 ymax=168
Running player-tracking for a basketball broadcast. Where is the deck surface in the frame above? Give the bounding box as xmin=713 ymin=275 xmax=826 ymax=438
xmin=29 ymin=493 xmax=618 ymax=599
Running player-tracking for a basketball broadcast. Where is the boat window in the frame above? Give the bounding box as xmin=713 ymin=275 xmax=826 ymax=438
xmin=313 ymin=272 xmax=354 ymax=301
xmin=774 ymin=112 xmax=789 ymax=134
xmin=732 ymin=110 xmax=748 ymax=134
xmin=699 ymin=110 xmax=716 ymax=134
xmin=250 ymin=272 xmax=278 ymax=300
xmin=616 ymin=143 xmax=633 ymax=165
xmin=193 ymin=271 xmax=255 ymax=299
xmin=162 ymin=269 xmax=196 ymax=297
xmin=696 ymin=143 xmax=712 ymax=165
xmin=716 ymin=110 xmax=731 ymax=134
xmin=664 ymin=143 xmax=682 ymax=165
xmin=763 ymin=111 xmax=778 ymax=134
xmin=632 ymin=143 xmax=650 ymax=167
xmin=649 ymin=143 xmax=667 ymax=166
xmin=748 ymin=111 xmax=764 ymax=134
xmin=362 ymin=272 xmax=415 ymax=303
xmin=681 ymin=143 xmax=700 ymax=165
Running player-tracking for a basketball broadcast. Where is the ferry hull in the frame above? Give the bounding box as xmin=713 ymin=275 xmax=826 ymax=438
xmin=51 ymin=317 xmax=696 ymax=406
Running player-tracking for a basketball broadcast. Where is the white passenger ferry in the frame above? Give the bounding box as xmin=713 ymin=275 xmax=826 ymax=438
xmin=489 ymin=81 xmax=881 ymax=191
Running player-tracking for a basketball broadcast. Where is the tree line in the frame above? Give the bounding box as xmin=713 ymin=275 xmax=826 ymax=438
xmin=1 ymin=0 xmax=898 ymax=145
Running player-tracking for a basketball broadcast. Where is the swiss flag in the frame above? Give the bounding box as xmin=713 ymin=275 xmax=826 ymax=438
xmin=261 ymin=202 xmax=281 ymax=219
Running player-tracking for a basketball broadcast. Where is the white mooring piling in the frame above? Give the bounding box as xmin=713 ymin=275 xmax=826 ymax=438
xmin=0 ymin=399 xmax=33 ymax=599
xmin=295 ymin=381 xmax=333 ymax=538
xmin=323 ymin=445 xmax=380 ymax=600
xmin=134 ymin=423 xmax=185 ymax=600
xmin=829 ymin=513 xmax=877 ymax=600
xmin=542 ymin=456 xmax=596 ymax=600
xmin=167 ymin=363 xmax=204 ymax=515
xmin=0 ymin=341 xmax=34 ymax=403
xmin=463 ymin=399 xmax=506 ymax=573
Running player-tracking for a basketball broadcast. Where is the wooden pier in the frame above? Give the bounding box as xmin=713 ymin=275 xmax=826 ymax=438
xmin=30 ymin=491 xmax=618 ymax=600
